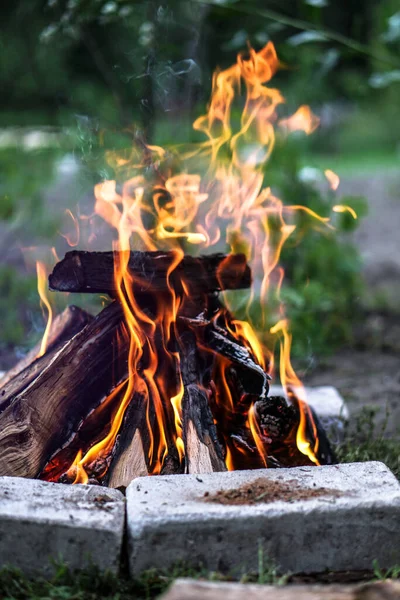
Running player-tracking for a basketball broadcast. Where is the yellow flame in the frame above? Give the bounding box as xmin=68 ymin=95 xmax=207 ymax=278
xmin=170 ymin=376 xmax=185 ymax=462
xmin=36 ymin=261 xmax=53 ymax=358
xmin=333 ymin=204 xmax=357 ymax=219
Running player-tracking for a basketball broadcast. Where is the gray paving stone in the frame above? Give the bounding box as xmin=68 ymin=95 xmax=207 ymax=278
xmin=0 ymin=477 xmax=125 ymax=576
xmin=161 ymin=578 xmax=400 ymax=600
xmin=127 ymin=462 xmax=400 ymax=576
xmin=269 ymin=385 xmax=349 ymax=444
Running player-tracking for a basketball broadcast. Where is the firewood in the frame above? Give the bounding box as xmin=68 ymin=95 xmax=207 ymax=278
xmin=48 ymin=250 xmax=251 ymax=296
xmin=179 ymin=315 xmax=270 ymax=399
xmin=178 ymin=329 xmax=226 ymax=474
xmin=39 ymin=379 xmax=129 ymax=483
xmin=105 ymin=391 xmax=149 ymax=489
xmin=0 ymin=301 xmax=129 ymax=479
xmin=0 ymin=306 xmax=93 ymax=411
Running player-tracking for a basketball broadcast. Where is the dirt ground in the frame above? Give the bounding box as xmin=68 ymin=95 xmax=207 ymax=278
xmin=304 ymin=346 xmax=400 ymax=436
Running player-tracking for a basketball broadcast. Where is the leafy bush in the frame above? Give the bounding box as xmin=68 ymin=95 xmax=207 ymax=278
xmin=268 ymin=138 xmax=367 ymax=358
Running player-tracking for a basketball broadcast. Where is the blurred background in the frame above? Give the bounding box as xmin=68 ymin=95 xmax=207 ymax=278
xmin=0 ymin=0 xmax=399 ymax=451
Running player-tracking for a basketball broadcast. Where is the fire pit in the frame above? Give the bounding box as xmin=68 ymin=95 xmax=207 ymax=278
xmin=0 ymin=42 xmax=353 ymax=489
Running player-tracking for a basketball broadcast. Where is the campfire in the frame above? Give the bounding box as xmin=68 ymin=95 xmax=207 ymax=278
xmin=0 ymin=42 xmax=351 ymax=489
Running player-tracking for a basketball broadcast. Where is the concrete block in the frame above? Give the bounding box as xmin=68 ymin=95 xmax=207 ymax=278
xmin=0 ymin=477 xmax=125 ymax=576
xmin=269 ymin=385 xmax=349 ymax=444
xmin=127 ymin=462 xmax=400 ymax=576
xmin=161 ymin=579 xmax=400 ymax=600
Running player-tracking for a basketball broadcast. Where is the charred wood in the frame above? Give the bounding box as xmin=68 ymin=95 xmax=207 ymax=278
xmin=178 ymin=315 xmax=270 ymax=399
xmin=49 ymin=250 xmax=251 ymax=296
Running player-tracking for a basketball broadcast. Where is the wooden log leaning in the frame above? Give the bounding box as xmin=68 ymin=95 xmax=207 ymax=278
xmin=39 ymin=378 xmax=130 ymax=484
xmin=48 ymin=250 xmax=251 ymax=296
xmin=0 ymin=306 xmax=93 ymax=411
xmin=105 ymin=390 xmax=149 ymax=489
xmin=0 ymin=301 xmax=129 ymax=479
xmin=178 ymin=329 xmax=226 ymax=474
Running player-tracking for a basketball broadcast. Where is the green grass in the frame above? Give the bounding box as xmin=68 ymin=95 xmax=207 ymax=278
xmin=307 ymin=149 xmax=399 ymax=176
xmin=337 ymin=407 xmax=400 ymax=480
xmin=0 ymin=554 xmax=288 ymax=600
xmin=1 ymin=553 xmax=400 ymax=600
xmin=372 ymin=561 xmax=400 ymax=581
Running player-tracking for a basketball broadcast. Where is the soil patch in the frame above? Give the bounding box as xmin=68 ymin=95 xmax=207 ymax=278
xmin=203 ymin=477 xmax=343 ymax=505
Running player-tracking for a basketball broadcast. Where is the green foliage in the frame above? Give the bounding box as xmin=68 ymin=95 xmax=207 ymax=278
xmin=0 ymin=267 xmax=39 ymax=347
xmin=337 ymin=407 xmax=400 ymax=480
xmin=265 ymin=138 xmax=367 ymax=358
xmin=0 ymin=147 xmax=61 ymax=237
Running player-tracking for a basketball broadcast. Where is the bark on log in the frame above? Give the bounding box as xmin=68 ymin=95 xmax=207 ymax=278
xmin=178 ymin=329 xmax=226 ymax=474
xmin=0 ymin=301 xmax=129 ymax=479
xmin=0 ymin=306 xmax=93 ymax=412
xmin=49 ymin=250 xmax=251 ymax=296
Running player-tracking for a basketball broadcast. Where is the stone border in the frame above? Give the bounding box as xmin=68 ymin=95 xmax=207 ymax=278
xmin=126 ymin=462 xmax=400 ymax=576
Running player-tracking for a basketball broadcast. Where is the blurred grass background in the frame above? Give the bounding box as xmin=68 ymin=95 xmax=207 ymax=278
xmin=0 ymin=0 xmax=399 ymax=365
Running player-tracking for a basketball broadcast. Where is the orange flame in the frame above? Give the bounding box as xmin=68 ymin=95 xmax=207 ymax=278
xmin=325 ymin=169 xmax=340 ymax=191
xmin=60 ymin=42 xmax=345 ymax=480
xmin=60 ymin=209 xmax=80 ymax=247
xmin=270 ymin=319 xmax=319 ymax=464
xmin=36 ymin=261 xmax=53 ymax=358
xmin=279 ymin=105 xmax=320 ymax=135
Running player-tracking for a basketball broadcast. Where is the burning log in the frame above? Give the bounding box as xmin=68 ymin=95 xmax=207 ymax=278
xmin=48 ymin=250 xmax=251 ymax=296
xmin=105 ymin=391 xmax=149 ymax=489
xmin=179 ymin=315 xmax=335 ymax=468
xmin=39 ymin=379 xmax=130 ymax=483
xmin=178 ymin=329 xmax=226 ymax=474
xmin=0 ymin=302 xmax=129 ymax=479
xmin=0 ymin=306 xmax=93 ymax=408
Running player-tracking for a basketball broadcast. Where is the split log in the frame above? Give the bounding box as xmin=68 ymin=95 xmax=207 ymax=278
xmin=39 ymin=378 xmax=129 ymax=483
xmin=0 ymin=306 xmax=93 ymax=411
xmin=49 ymin=250 xmax=251 ymax=296
xmin=105 ymin=391 xmax=149 ymax=489
xmin=0 ymin=301 xmax=129 ymax=479
xmin=178 ymin=329 xmax=226 ymax=474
